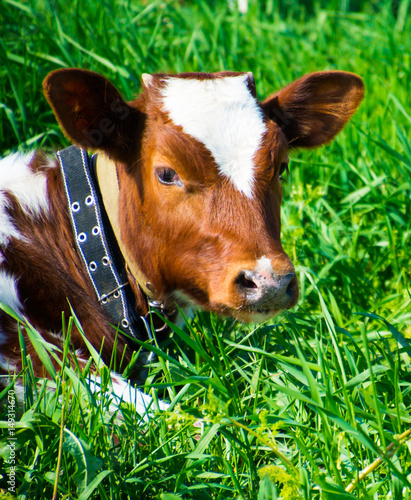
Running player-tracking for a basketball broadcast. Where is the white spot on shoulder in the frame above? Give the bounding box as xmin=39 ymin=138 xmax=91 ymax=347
xmin=0 ymin=152 xmax=50 ymax=244
xmin=161 ymin=74 xmax=267 ymax=198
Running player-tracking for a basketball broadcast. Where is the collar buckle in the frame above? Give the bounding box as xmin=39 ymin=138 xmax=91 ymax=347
xmin=145 ymin=299 xmax=177 ymax=334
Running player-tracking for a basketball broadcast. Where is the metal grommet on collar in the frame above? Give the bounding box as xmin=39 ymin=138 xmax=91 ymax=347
xmin=92 ymin=226 xmax=100 ymax=236
xmin=78 ymin=232 xmax=87 ymax=243
xmin=72 ymin=201 xmax=80 ymax=212
xmin=89 ymin=261 xmax=97 ymax=272
xmin=85 ymin=195 xmax=94 ymax=206
xmin=121 ymin=318 xmax=130 ymax=329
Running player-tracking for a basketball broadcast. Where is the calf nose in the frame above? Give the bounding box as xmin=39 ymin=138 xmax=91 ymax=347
xmin=237 ymin=269 xmax=294 ymax=295
xmin=236 ymin=264 xmax=295 ymax=309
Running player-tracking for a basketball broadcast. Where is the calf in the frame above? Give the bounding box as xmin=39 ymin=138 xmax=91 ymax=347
xmin=0 ymin=69 xmax=364 ymax=410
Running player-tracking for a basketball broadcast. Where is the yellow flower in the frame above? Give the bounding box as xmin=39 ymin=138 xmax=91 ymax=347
xmin=258 ymin=465 xmax=301 ymax=500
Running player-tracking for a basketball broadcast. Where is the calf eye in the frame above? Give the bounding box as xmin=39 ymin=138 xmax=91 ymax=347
xmin=279 ymin=162 xmax=288 ymax=180
xmin=156 ymin=167 xmax=182 ymax=186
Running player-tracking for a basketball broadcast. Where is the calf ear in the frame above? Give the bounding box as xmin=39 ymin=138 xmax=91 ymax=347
xmin=261 ymin=71 xmax=364 ymax=148
xmin=43 ymin=69 xmax=143 ymax=161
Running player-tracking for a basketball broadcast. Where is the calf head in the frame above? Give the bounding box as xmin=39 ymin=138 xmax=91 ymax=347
xmin=44 ymin=69 xmax=364 ymax=323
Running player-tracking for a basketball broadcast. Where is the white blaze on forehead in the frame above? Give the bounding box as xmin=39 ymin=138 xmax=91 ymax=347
xmin=160 ymin=74 xmax=267 ymax=198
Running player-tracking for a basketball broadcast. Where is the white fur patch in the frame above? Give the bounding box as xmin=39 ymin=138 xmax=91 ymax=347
xmin=255 ymin=256 xmax=273 ymax=272
xmin=0 ymin=197 xmax=21 ymax=246
xmin=161 ymin=74 xmax=267 ymax=198
xmin=0 ymin=152 xmax=50 ymax=244
xmin=0 ymin=271 xmax=22 ymax=315
xmin=0 ymin=271 xmax=23 ymax=345
xmin=88 ymin=373 xmax=169 ymax=420
xmin=0 ymin=353 xmax=17 ymax=372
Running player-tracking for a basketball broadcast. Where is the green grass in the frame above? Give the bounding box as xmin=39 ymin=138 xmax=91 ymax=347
xmin=0 ymin=0 xmax=410 ymax=498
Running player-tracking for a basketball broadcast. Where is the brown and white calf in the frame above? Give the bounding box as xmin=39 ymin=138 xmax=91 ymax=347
xmin=0 ymin=69 xmax=364 ymax=412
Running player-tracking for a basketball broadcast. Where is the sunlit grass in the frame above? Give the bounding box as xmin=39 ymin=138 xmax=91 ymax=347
xmin=0 ymin=0 xmax=410 ymax=498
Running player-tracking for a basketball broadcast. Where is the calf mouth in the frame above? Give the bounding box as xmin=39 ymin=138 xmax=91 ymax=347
xmin=231 ymin=298 xmax=296 ymax=324
xmin=167 ymin=268 xmax=299 ymax=324
xmin=233 ymin=308 xmax=281 ymax=324
xmin=212 ymin=284 xmax=299 ymax=323
xmin=169 ymin=290 xmax=289 ymax=324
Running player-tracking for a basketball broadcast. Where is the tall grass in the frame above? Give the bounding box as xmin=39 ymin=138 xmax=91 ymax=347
xmin=0 ymin=0 xmax=410 ymax=498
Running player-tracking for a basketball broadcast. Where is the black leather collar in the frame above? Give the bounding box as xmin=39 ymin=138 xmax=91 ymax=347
xmin=57 ymin=145 xmax=152 ymax=342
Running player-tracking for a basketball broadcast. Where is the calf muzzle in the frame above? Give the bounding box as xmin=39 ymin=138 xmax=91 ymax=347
xmin=236 ymin=257 xmax=297 ymax=312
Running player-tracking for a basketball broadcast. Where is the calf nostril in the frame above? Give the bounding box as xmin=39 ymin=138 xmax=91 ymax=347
xmin=236 ymin=271 xmax=258 ymax=290
xmin=285 ymin=273 xmax=295 ymax=296
xmin=284 ymin=272 xmax=294 ymax=285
